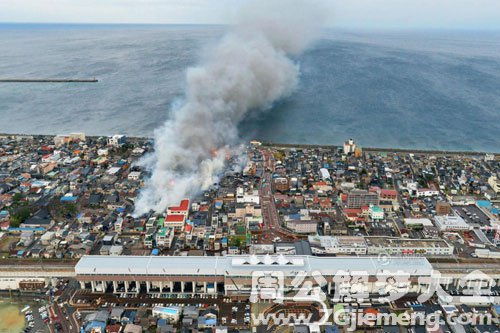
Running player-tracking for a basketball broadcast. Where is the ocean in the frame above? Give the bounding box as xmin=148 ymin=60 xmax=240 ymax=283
xmin=1 ymin=24 xmax=499 ymax=152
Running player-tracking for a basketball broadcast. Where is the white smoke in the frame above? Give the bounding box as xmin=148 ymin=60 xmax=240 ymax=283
xmin=134 ymin=0 xmax=326 ymax=216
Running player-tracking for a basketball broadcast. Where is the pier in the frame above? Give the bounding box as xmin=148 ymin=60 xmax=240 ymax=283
xmin=0 ymin=78 xmax=98 ymax=83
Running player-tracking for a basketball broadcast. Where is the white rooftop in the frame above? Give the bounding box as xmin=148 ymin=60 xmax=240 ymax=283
xmin=404 ymin=218 xmax=434 ymax=226
xmin=434 ymin=214 xmax=469 ymax=230
xmin=75 ymin=255 xmax=432 ymax=277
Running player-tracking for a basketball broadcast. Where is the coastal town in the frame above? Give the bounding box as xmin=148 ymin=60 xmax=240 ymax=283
xmin=0 ymin=133 xmax=499 ymax=333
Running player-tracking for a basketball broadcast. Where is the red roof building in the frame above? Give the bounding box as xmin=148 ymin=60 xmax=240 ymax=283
xmin=380 ymin=189 xmax=398 ymax=200
xmin=343 ymin=208 xmax=364 ymax=222
xmin=167 ymin=199 xmax=190 ymax=216
xmin=165 ymin=214 xmax=185 ymax=222
xmin=164 ymin=214 xmax=186 ymax=230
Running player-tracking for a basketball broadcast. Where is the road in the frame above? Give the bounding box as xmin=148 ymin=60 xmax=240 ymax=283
xmin=46 ymin=279 xmax=80 ymax=333
xmin=258 ymin=149 xmax=300 ymax=242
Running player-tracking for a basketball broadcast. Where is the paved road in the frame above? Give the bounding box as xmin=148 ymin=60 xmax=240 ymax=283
xmin=258 ymin=149 xmax=299 ymax=242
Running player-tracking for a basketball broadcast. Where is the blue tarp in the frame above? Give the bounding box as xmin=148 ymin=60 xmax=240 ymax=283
xmin=205 ymin=318 xmax=216 ymax=325
xmin=60 ymin=196 xmax=78 ymax=202
xmin=85 ymin=321 xmax=106 ymax=333
xmin=121 ymin=311 xmax=136 ymax=324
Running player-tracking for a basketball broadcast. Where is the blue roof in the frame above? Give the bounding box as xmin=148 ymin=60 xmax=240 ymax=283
xmin=9 ymin=227 xmax=45 ymax=232
xmin=151 ymin=249 xmax=159 ymax=256
xmin=85 ymin=321 xmax=106 ymax=332
xmin=192 ymin=219 xmax=205 ymax=226
xmin=121 ymin=311 xmax=136 ymax=322
xmin=476 ymin=200 xmax=492 ymax=208
xmin=203 ymin=318 xmax=217 ymax=325
xmin=155 ymin=307 xmax=180 ymax=315
xmin=325 ymin=325 xmax=339 ymax=333
xmin=60 ymin=196 xmax=78 ymax=202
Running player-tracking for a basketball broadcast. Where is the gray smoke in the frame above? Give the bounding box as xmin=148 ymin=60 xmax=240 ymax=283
xmin=134 ymin=0 xmax=326 ymax=215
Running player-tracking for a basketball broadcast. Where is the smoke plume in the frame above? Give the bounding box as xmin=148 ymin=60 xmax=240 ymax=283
xmin=134 ymin=0 xmax=325 ymax=215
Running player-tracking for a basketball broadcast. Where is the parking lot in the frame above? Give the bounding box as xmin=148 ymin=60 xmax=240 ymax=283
xmin=72 ymin=291 xmax=253 ymax=328
xmin=220 ymin=301 xmax=251 ymax=327
xmin=20 ymin=303 xmax=50 ymax=333
xmin=452 ymin=205 xmax=491 ymax=226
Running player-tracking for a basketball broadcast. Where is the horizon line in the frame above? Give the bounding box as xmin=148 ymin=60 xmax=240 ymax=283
xmin=1 ymin=22 xmax=500 ymax=32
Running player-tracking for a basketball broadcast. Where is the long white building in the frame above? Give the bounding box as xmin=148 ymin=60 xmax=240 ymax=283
xmin=75 ymin=255 xmax=433 ymax=298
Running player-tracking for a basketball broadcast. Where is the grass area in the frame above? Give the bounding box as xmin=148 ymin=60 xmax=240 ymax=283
xmin=0 ymin=236 xmax=18 ymax=252
xmin=228 ymin=235 xmax=246 ymax=248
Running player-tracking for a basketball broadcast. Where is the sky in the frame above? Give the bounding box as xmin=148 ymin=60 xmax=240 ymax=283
xmin=1 ymin=0 xmax=500 ymax=30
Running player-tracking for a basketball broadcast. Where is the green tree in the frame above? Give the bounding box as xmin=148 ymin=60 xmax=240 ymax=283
xmin=10 ymin=207 xmax=31 ymax=227
xmin=12 ymin=193 xmax=23 ymax=203
xmin=63 ymin=203 xmax=77 ymax=216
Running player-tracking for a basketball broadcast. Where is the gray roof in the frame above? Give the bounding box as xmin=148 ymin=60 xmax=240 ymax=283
xmin=75 ymin=255 xmax=432 ymax=277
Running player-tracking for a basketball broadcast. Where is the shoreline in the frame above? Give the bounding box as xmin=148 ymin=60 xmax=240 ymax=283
xmin=1 ymin=132 xmax=499 ymax=156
